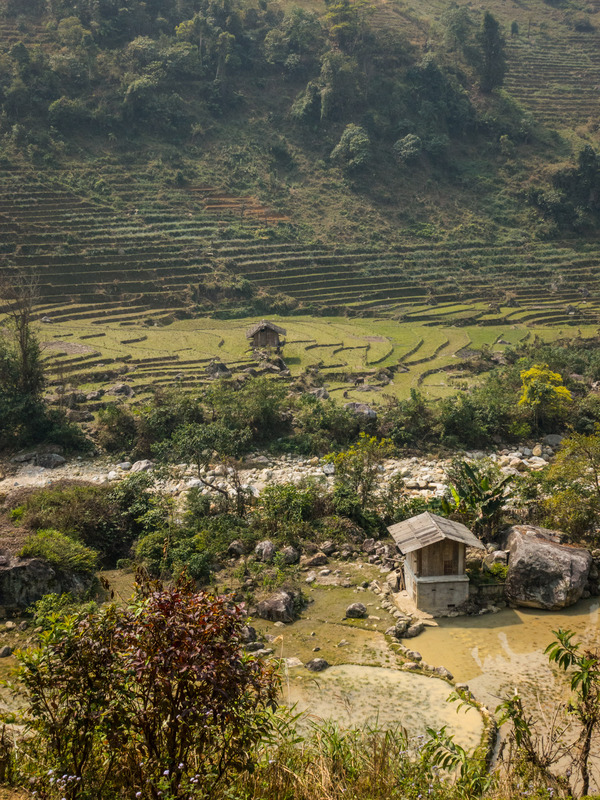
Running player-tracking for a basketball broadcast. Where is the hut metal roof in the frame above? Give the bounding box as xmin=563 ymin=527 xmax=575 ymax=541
xmin=387 ymin=512 xmax=485 ymax=554
xmin=245 ymin=320 xmax=287 ymax=339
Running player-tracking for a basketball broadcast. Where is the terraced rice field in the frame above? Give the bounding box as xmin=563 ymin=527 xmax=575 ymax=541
xmin=36 ymin=312 xmax=598 ymax=409
xmin=3 ymin=163 xmax=600 ymax=328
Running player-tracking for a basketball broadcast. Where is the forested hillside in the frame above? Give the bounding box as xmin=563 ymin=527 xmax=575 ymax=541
xmin=1 ymin=0 xmax=600 ymax=319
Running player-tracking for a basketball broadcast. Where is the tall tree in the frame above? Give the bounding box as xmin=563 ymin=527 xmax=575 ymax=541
xmin=477 ymin=11 xmax=506 ymax=93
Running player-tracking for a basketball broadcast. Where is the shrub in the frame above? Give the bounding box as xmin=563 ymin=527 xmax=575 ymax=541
xmin=20 ymin=529 xmax=98 ymax=574
xmin=10 ymin=474 xmax=162 ymax=566
xmin=257 ymin=482 xmax=326 ymax=538
xmin=330 ymin=124 xmax=372 ymax=172
xmin=393 ymin=133 xmax=422 ymax=163
xmin=16 ymin=579 xmax=278 ymax=800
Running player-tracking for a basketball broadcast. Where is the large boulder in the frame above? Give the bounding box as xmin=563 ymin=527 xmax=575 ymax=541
xmin=504 ymin=525 xmax=592 ymax=610
xmin=0 ymin=556 xmax=93 ymax=610
xmin=255 ymin=590 xmax=298 ymax=623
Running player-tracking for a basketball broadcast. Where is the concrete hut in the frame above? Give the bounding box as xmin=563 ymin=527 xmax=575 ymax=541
xmin=387 ymin=512 xmax=485 ymax=615
xmin=246 ymin=320 xmax=286 ymax=351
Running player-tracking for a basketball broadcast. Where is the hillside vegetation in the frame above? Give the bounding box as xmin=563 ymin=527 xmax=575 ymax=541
xmin=1 ymin=0 xmax=600 ymax=324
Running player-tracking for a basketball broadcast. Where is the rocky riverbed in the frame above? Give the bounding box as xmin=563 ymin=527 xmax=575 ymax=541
xmin=0 ymin=435 xmax=562 ymax=498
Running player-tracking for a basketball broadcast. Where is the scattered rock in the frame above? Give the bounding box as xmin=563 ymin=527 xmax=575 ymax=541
xmin=240 ymin=625 xmax=257 ymax=643
xmin=106 ymin=383 xmax=134 ymax=397
xmin=228 ymin=540 xmax=248 ymax=558
xmin=36 ymin=453 xmax=66 ymax=469
xmin=0 ymin=646 xmax=12 ymax=658
xmin=433 ymin=666 xmax=454 ymax=680
xmin=406 ymin=650 xmax=422 ymax=661
xmin=255 ymin=540 xmax=276 ymax=562
xmin=402 ymin=661 xmax=420 ymax=671
xmin=285 ymin=657 xmax=303 ymax=668
xmin=343 ymin=402 xmax=377 ymax=420
xmin=322 ymin=463 xmax=335 ymax=476
xmin=309 ymin=387 xmax=329 ymax=400
xmin=4 ymin=621 xmax=16 ymax=631
xmin=544 ymin=434 xmax=564 ymax=448
xmin=320 ymin=540 xmax=336 ymax=556
xmin=130 ymin=460 xmax=153 ymax=473
xmin=255 ymin=590 xmax=298 ymax=623
xmin=117 ymin=461 xmax=132 ymax=471
xmin=403 ymin=622 xmax=425 ymax=638
xmin=280 ymin=546 xmax=300 ymax=565
xmin=304 ymin=552 xmax=328 ymax=567
xmin=306 ymin=658 xmax=329 ymax=672
xmin=345 ymin=602 xmax=367 ymax=618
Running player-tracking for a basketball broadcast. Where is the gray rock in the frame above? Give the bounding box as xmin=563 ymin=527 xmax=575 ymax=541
xmin=0 ymin=556 xmax=93 ymax=609
xmin=403 ymin=661 xmax=420 ymax=671
xmin=36 ymin=453 xmax=66 ymax=469
xmin=406 ymin=650 xmax=422 ymax=661
xmin=483 ymin=551 xmax=508 ymax=570
xmin=306 ymin=658 xmax=329 ymax=672
xmin=130 ymin=460 xmax=153 ymax=473
xmin=304 ymin=552 xmax=328 ymax=567
xmin=386 ymin=571 xmax=402 ymax=592
xmin=4 ymin=621 xmax=16 ymax=631
xmin=404 ymin=622 xmax=425 ymax=638
xmin=309 ymin=387 xmax=329 ymax=400
xmin=322 ymin=463 xmax=335 ymax=476
xmin=433 ymin=666 xmax=454 ymax=680
xmin=320 ymin=540 xmax=336 ymax=556
xmin=255 ymin=590 xmax=298 ymax=623
xmin=10 ymin=452 xmax=37 ymax=464
xmin=544 ymin=434 xmax=564 ymax=448
xmin=117 ymin=461 xmax=132 ymax=471
xmin=285 ymin=657 xmax=304 ymax=668
xmin=362 ymin=538 xmax=376 ymax=554
xmin=505 ymin=525 xmax=592 ymax=610
xmin=86 ymin=390 xmax=104 ymax=401
xmin=253 ymin=648 xmax=274 ymax=657
xmin=344 ymin=402 xmax=377 ymax=420
xmin=241 ymin=625 xmax=257 ymax=643
xmin=228 ymin=540 xmax=248 ymax=558
xmin=0 ymin=646 xmax=12 ymax=658
xmin=281 ymin=545 xmax=300 ymax=565
xmin=345 ymin=602 xmax=367 ymax=618
xmin=107 ymin=383 xmax=134 ymax=397
xmin=244 ymin=641 xmax=265 ymax=652
xmin=18 ymin=621 xmax=28 ymax=632
xmin=255 ymin=540 xmax=276 ymax=562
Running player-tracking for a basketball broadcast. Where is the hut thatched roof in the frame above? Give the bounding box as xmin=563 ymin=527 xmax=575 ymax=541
xmin=387 ymin=512 xmax=485 ymax=554
xmin=245 ymin=320 xmax=287 ymax=339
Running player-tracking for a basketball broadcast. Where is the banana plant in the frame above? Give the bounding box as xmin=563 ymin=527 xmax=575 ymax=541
xmin=442 ymin=460 xmax=513 ymax=539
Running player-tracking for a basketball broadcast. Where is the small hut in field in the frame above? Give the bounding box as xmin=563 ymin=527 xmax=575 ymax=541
xmin=246 ymin=320 xmax=286 ymax=350
xmin=387 ymin=512 xmax=485 ymax=614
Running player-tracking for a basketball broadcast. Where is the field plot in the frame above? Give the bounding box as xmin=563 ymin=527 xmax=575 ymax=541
xmin=35 ymin=313 xmax=600 ymax=410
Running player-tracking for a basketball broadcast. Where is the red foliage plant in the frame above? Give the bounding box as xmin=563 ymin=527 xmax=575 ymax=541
xmin=16 ymin=576 xmax=279 ymax=800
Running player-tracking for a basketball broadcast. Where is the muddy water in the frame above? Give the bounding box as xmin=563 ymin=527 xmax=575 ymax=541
xmin=415 ymin=598 xmax=600 ymax=712
xmin=254 ymin=570 xmax=484 ymax=748
xmin=285 ymin=664 xmax=483 ymax=751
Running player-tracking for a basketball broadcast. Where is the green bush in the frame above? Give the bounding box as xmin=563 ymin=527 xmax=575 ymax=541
xmin=10 ymin=474 xmax=162 ymax=566
xmin=20 ymin=529 xmax=98 ymax=574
